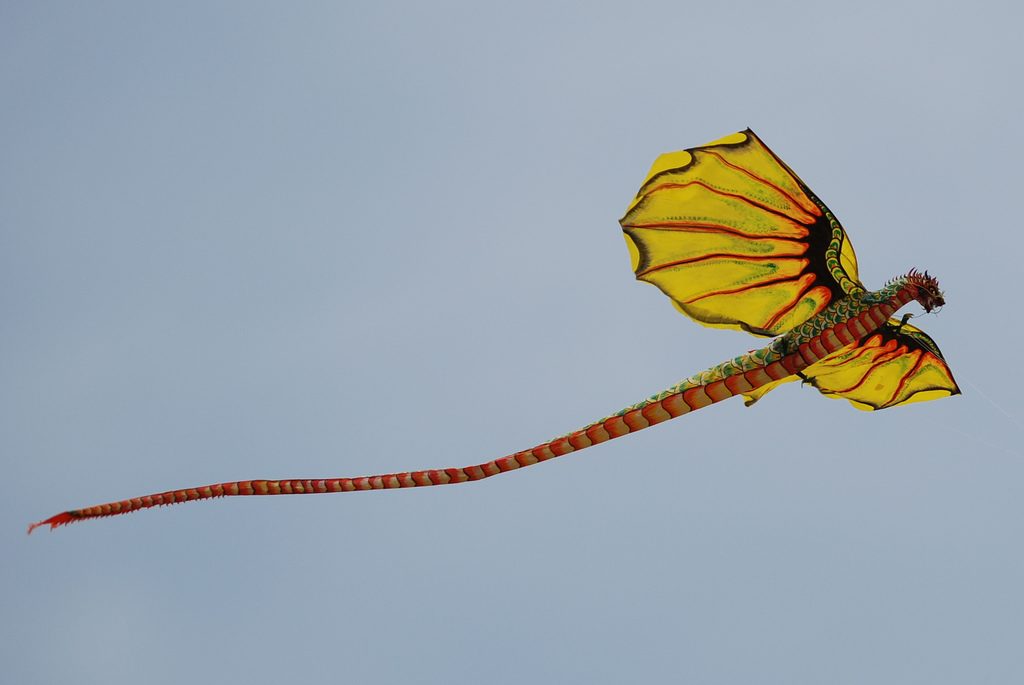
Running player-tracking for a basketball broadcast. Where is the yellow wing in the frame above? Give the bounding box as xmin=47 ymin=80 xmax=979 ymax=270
xmin=743 ymin=320 xmax=961 ymax=410
xmin=620 ymin=130 xmax=863 ymax=336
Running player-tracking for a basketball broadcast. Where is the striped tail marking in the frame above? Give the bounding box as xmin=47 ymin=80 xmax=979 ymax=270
xmin=28 ymin=352 xmax=795 ymax=532
xmin=28 ymin=294 xmax=905 ymax=533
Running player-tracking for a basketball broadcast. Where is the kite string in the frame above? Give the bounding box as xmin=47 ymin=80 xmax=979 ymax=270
xmin=962 ymin=378 xmax=1024 ymax=435
xmin=923 ymin=375 xmax=1024 ymax=458
xmin=924 ymin=420 xmax=1024 ymax=459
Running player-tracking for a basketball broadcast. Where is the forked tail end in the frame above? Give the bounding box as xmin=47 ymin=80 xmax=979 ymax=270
xmin=28 ymin=512 xmax=77 ymax=535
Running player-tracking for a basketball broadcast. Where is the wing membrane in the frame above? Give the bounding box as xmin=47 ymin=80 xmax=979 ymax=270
xmin=621 ymin=129 xmax=862 ymax=336
xmin=742 ymin=320 xmax=960 ymax=410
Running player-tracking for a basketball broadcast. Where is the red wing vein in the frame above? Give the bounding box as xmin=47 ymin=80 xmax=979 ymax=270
xmin=622 ymin=222 xmax=808 ymax=243
xmin=887 ymin=350 xmax=927 ymax=405
xmin=637 ymin=254 xmax=806 ymax=279
xmin=683 ymin=271 xmax=811 ymax=304
xmin=763 ymin=278 xmax=819 ymax=330
xmin=702 ymin=150 xmax=819 ymax=218
xmin=642 ymin=180 xmax=814 ymax=227
xmin=820 ymin=345 xmax=908 ymax=396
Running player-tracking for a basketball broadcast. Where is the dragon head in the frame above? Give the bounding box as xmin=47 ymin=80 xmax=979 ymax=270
xmin=904 ymin=269 xmax=945 ymax=313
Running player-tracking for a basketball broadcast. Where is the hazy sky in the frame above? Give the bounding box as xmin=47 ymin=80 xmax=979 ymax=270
xmin=5 ymin=1 xmax=1024 ymax=682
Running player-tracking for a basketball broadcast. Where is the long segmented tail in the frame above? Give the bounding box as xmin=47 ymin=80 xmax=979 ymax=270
xmin=28 ymin=340 xmax=803 ymax=533
xmin=29 ymin=284 xmax=919 ymax=534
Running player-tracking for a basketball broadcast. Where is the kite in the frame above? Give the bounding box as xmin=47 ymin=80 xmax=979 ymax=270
xmin=29 ymin=130 xmax=959 ymax=533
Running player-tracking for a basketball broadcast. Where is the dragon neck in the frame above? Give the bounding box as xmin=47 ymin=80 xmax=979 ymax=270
xmin=780 ymin=278 xmax=918 ymax=346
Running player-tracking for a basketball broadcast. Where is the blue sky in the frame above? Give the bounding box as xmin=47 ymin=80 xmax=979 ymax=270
xmin=4 ymin=1 xmax=1024 ymax=682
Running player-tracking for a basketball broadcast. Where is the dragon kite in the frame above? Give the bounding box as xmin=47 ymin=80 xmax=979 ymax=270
xmin=29 ymin=130 xmax=960 ymax=533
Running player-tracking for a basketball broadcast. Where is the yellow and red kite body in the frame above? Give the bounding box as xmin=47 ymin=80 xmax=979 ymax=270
xmin=30 ymin=130 xmax=959 ymax=533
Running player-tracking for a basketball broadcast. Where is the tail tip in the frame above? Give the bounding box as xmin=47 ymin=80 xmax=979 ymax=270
xmin=27 ymin=512 xmax=75 ymax=535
